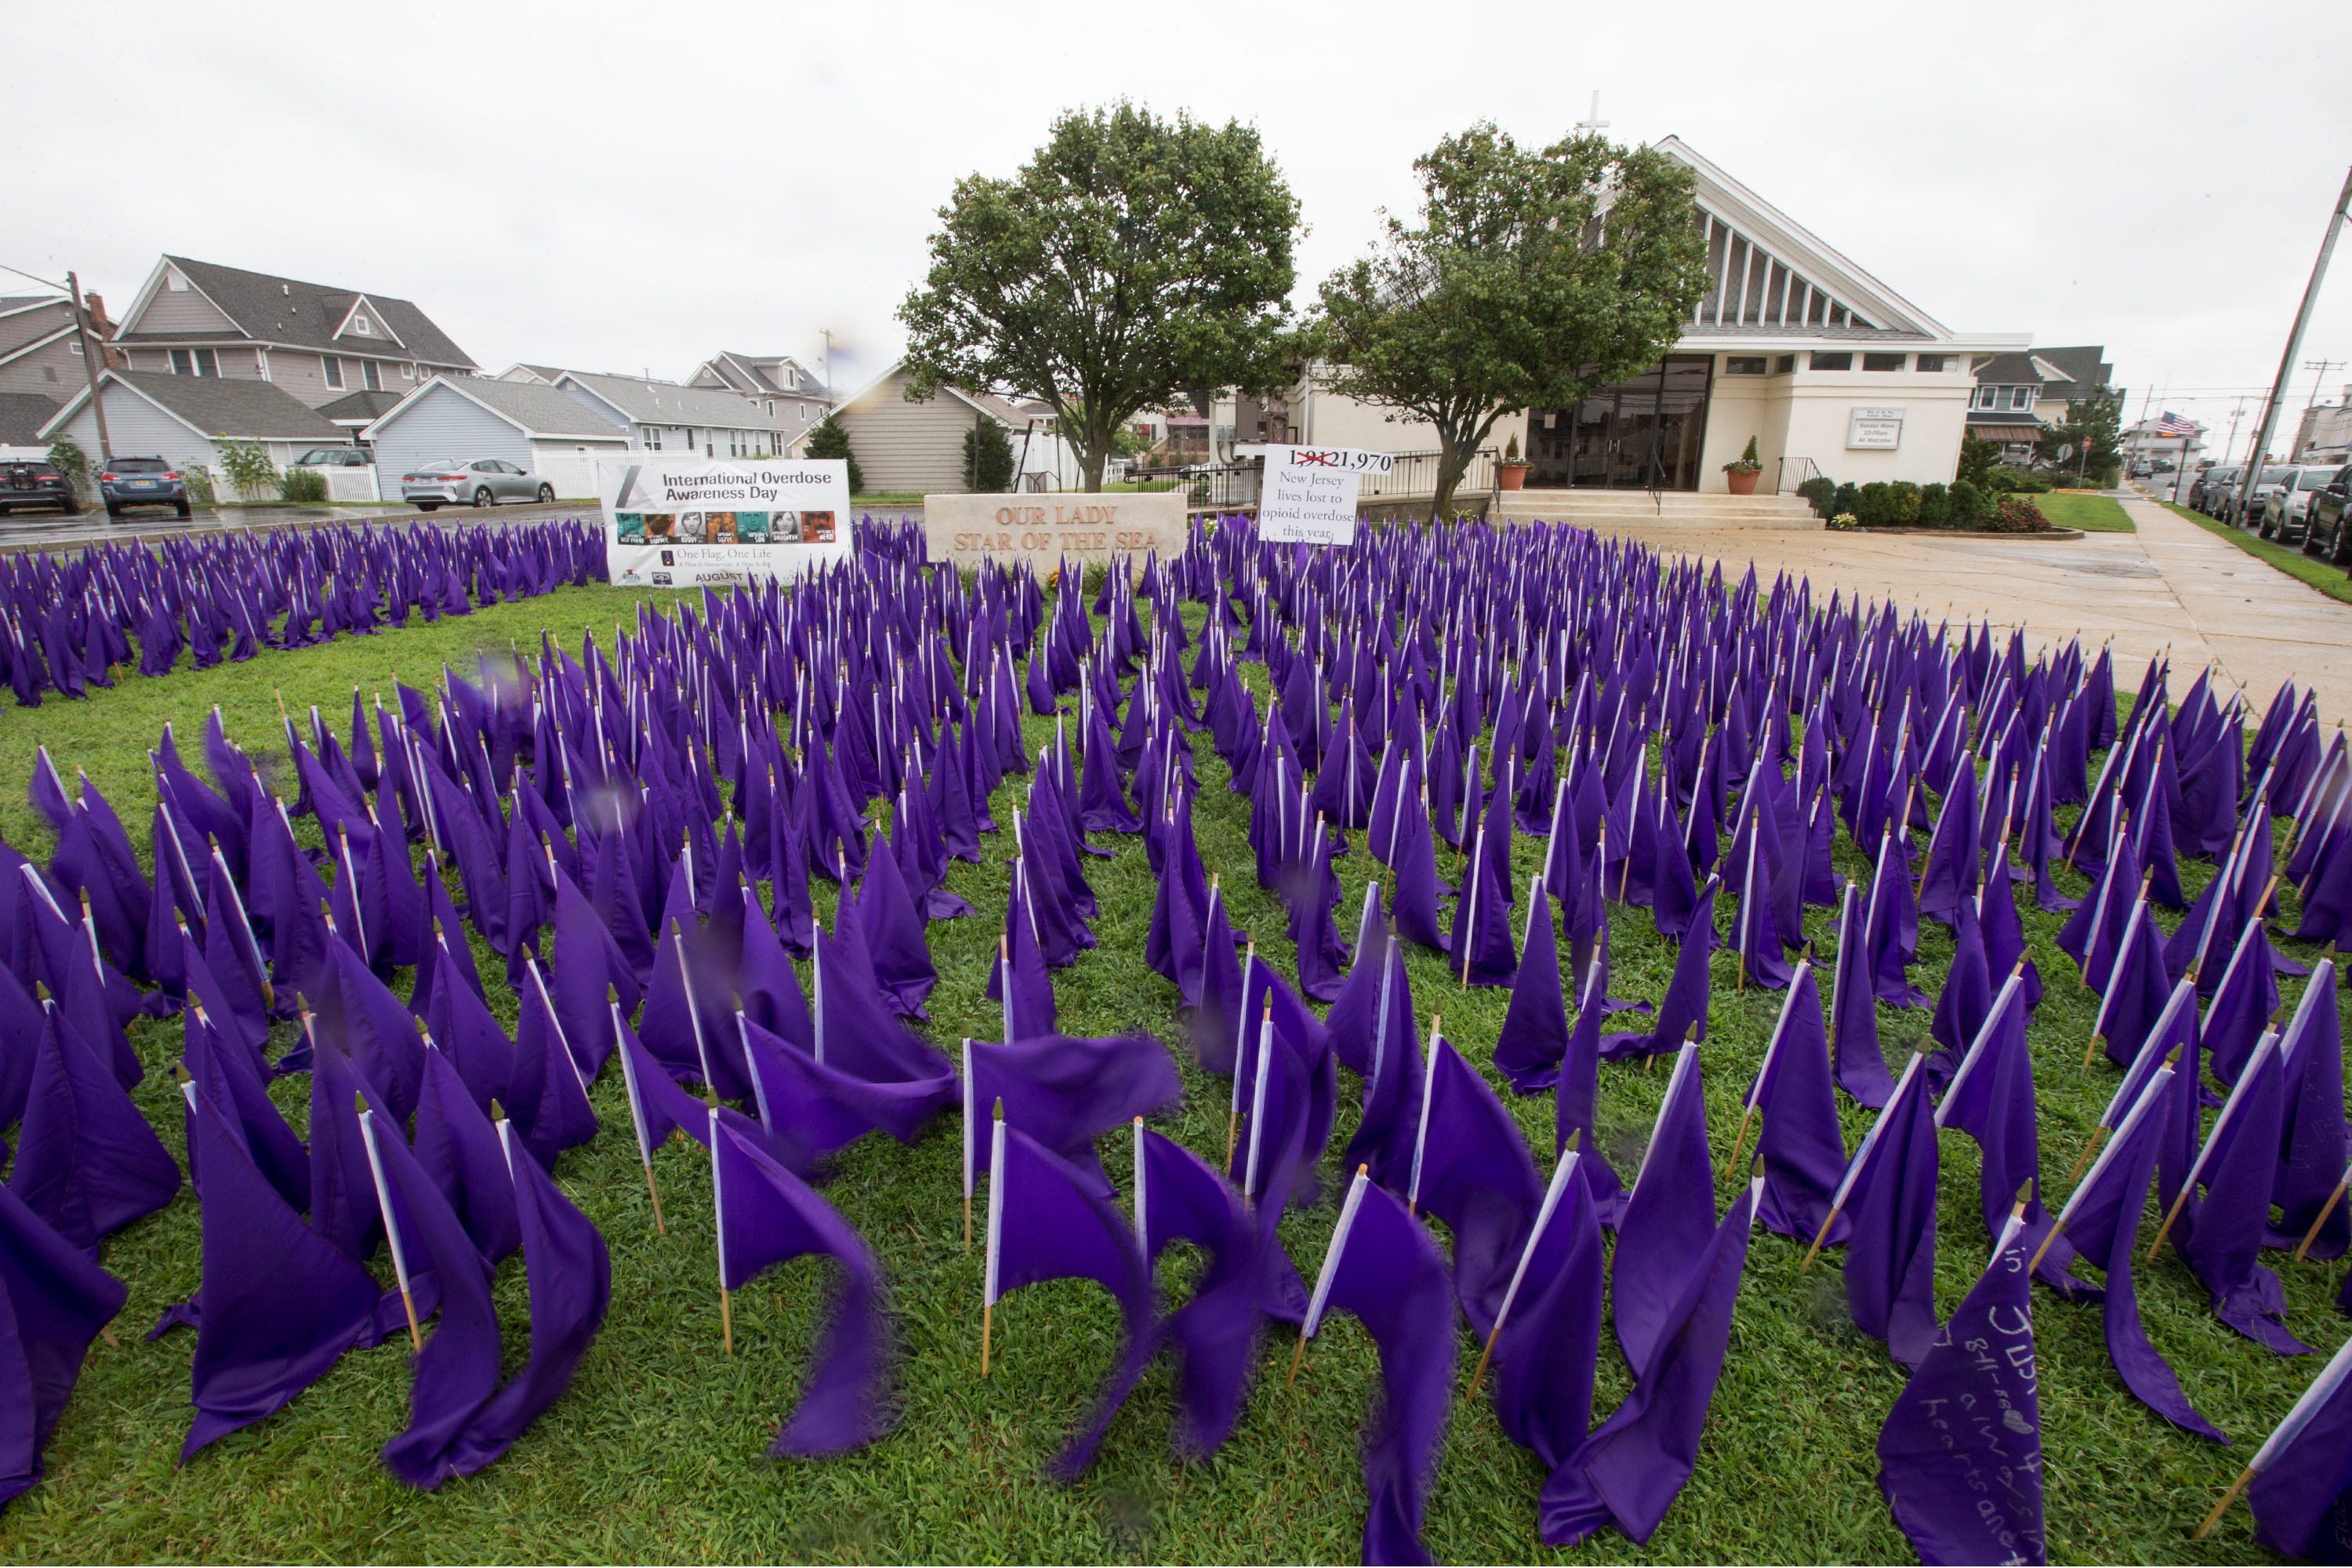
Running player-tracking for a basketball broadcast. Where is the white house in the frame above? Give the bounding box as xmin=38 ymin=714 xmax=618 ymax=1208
xmin=361 ymin=376 xmax=630 ymax=499
xmin=554 ymin=370 xmax=798 ymax=458
xmin=824 ymin=360 xmax=1037 ymax=494
xmin=1263 ymin=135 xmax=2033 ymax=495
xmin=39 ymin=368 xmax=352 ymax=478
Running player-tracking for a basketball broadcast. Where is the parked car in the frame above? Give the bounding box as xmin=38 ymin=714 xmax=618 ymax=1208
xmin=2259 ymin=464 xmax=2337 ymax=543
xmin=0 ymin=459 xmax=79 ymax=515
xmin=294 ymin=447 xmax=372 ymax=467
xmin=398 ymin=457 xmax=554 ymax=511
xmin=99 ymin=456 xmax=192 ymax=519
xmin=2222 ymin=466 xmax=2292 ymax=526
xmin=2300 ymin=464 xmax=2352 ymax=563
xmin=2194 ymin=464 xmax=2242 ymax=514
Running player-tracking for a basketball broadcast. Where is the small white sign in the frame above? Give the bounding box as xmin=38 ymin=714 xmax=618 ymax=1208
xmin=597 ymin=456 xmax=851 ymax=588
xmin=1847 ymin=406 xmax=1906 ymax=450
xmin=1258 ymin=445 xmax=1393 ymax=546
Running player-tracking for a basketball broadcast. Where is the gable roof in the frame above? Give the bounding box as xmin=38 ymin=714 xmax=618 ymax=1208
xmin=1657 ymin=136 xmax=1960 ymax=341
xmin=38 ymin=368 xmax=349 ymax=442
xmin=115 ymin=256 xmax=477 ymax=368
xmin=834 ymin=358 xmax=1023 ymax=426
xmin=557 ymin=370 xmax=793 ymax=431
xmin=0 ymin=392 xmax=61 ymax=446
xmin=699 ymin=351 xmax=827 ymax=398
xmin=2029 ymin=344 xmax=2111 ymax=398
xmin=365 ymin=376 xmax=631 ymax=441
xmin=317 ymin=389 xmax=408 ymax=424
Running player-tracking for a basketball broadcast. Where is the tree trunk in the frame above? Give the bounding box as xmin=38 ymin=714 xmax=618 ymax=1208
xmin=1427 ymin=435 xmax=1473 ymax=525
xmin=1080 ymin=416 xmax=1112 ymax=492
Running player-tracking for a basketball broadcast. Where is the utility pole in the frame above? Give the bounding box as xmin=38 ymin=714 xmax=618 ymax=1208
xmin=2223 ymin=397 xmax=2248 ymax=466
xmin=819 ymin=328 xmax=836 ymax=398
xmin=2237 ymin=166 xmax=2352 ymax=521
xmin=64 ymin=271 xmax=112 ymax=464
xmin=2299 ymin=358 xmax=2343 ymax=456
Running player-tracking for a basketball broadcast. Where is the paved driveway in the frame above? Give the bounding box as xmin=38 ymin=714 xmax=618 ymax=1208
xmin=1626 ymin=494 xmax=2352 ymax=724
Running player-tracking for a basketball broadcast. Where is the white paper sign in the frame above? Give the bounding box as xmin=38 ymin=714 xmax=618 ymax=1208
xmin=598 ymin=456 xmax=851 ymax=587
xmin=1258 ymin=445 xmax=1392 ymax=546
xmin=1847 ymin=407 xmax=1907 ymax=450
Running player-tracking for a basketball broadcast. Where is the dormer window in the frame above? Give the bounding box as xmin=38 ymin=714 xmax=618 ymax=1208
xmin=2009 ymin=387 xmax=2034 ymax=411
xmin=353 ymin=314 xmax=373 ymax=336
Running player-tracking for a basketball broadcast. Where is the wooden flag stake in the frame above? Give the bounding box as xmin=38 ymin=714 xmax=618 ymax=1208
xmin=2193 ymin=1465 xmax=2257 ymax=1542
xmin=2292 ymin=1166 xmax=2350 ymax=1261
xmin=2062 ymin=1124 xmax=2110 ymax=1189
xmin=1721 ymin=1105 xmax=1758 ymax=1184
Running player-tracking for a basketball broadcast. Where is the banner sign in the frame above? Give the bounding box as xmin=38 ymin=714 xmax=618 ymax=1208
xmin=1258 ymin=445 xmax=1392 ymax=546
xmin=599 ymin=456 xmax=851 ymax=587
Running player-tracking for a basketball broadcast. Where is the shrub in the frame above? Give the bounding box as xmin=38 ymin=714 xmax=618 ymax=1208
xmin=1947 ymin=479 xmax=1987 ymax=525
xmin=1831 ymin=481 xmax=1859 ymax=519
xmin=1854 ymin=481 xmax=1894 ymax=527
xmin=804 ymin=413 xmax=865 ymax=494
xmin=963 ymin=419 xmax=1014 ymax=492
xmin=1992 ymin=495 xmax=2051 ymax=532
xmin=181 ymin=463 xmax=216 ymax=505
xmin=1986 ymin=466 xmax=2051 ymax=495
xmin=1504 ymin=431 xmax=1521 ymax=463
xmin=215 ymin=439 xmax=278 ymax=501
xmin=1886 ymin=481 xmax=1922 ymax=525
xmin=279 ymin=466 xmax=328 ymax=503
xmin=1795 ymin=475 xmax=1836 ymax=517
xmin=1724 ymin=434 xmax=1762 ymax=475
xmin=1916 ymin=481 xmax=1951 ymax=526
xmin=46 ymin=437 xmax=89 ymax=491
xmin=1828 ymin=512 xmax=1860 ymax=531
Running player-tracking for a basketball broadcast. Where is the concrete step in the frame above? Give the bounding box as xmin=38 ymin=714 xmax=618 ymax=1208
xmin=1492 ymin=488 xmax=1822 ymax=531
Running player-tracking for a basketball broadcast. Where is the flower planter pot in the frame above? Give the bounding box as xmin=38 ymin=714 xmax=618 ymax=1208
xmin=1497 ymin=462 xmax=1530 ymax=492
xmin=1725 ymin=467 xmax=1761 ymax=496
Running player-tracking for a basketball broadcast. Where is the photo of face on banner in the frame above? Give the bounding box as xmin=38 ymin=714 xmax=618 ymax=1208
xmin=643 ymin=513 xmax=677 ymax=541
xmin=801 ymin=510 xmax=836 ymax=543
xmin=677 ymin=512 xmax=707 ymax=543
xmin=735 ymin=511 xmax=771 ymax=543
xmin=772 ymin=512 xmax=804 ymax=543
xmin=706 ymin=511 xmax=738 ymax=543
xmin=616 ymin=512 xmax=647 ymax=542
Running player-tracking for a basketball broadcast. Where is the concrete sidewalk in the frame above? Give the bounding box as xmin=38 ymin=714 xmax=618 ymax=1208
xmin=1623 ymin=496 xmax=2352 ymax=725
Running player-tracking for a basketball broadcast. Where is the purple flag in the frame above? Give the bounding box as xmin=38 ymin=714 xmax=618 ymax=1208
xmin=1552 ymin=956 xmax=1626 ymax=1225
xmin=855 ymin=827 xmax=936 ymax=1020
xmin=984 ymin=1120 xmax=1155 ymax=1478
xmin=2246 ymin=1332 xmax=2352 ymax=1559
xmin=1540 ymin=1179 xmax=1759 ymax=1548
xmin=1612 ymin=1043 xmax=1713 ymax=1373
xmin=1601 ymin=877 xmax=1715 ymax=1062
xmin=1875 ymin=1213 xmax=2045 ymax=1567
xmin=1341 ymin=936 xmax=1425 ymax=1194
xmin=423 ymin=933 xmax=517 ymax=1112
xmin=985 ymin=874 xmax=1058 ymax=1047
xmin=371 ymin=1105 xmax=503 ymax=1490
xmin=1135 ymin=1124 xmax=1274 ymax=1457
xmin=9 ymin=1005 xmax=180 ymax=1250
xmin=1407 ymin=1029 xmax=1541 ymax=1337
xmin=412 ymin=1044 xmax=521 ymax=1265
xmin=176 ymin=1078 xmax=382 ymax=1461
xmin=505 ymin=961 xmax=598 ymax=1171
xmin=2273 ymin=960 xmax=2348 ymax=1259
xmin=711 ymin=1110 xmax=893 ymax=1457
xmin=1747 ymin=964 xmax=1847 ymax=1243
xmin=1301 ymin=1169 xmax=1455 ymax=1566
xmin=443 ymin=1120 xmax=612 ymax=1474
xmin=1842 ymin=1047 xmax=1940 ymax=1367
xmin=1936 ymin=976 xmax=2089 ymax=1298
xmin=1495 ymin=873 xmax=1572 ymax=1094
xmin=811 ymin=927 xmax=959 ymax=1124
xmin=1488 ymin=1149 xmax=1605 ymax=1469
xmin=2173 ymin=1038 xmax=2310 ymax=1354
xmin=1830 ymin=883 xmax=1896 ymax=1108
xmin=0 ymin=1181 xmax=127 ymax=1512
xmin=963 ymin=1034 xmax=1179 ymax=1196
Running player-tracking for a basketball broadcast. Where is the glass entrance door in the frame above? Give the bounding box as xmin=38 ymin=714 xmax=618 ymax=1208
xmin=1526 ymin=354 xmax=1715 ymax=489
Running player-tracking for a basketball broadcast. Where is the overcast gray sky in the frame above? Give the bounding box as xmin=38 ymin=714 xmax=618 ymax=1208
xmin=13 ymin=0 xmax=2351 ymax=459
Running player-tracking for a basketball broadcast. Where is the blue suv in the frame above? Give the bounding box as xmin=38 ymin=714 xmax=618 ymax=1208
xmin=101 ymin=456 xmax=192 ymax=519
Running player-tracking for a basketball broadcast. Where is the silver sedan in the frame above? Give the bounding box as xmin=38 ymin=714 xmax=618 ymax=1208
xmin=400 ymin=456 xmax=554 ymax=511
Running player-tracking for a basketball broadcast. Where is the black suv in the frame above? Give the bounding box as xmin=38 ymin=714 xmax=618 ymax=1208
xmin=100 ymin=456 xmax=192 ymax=519
xmin=0 ymin=459 xmax=80 ymax=516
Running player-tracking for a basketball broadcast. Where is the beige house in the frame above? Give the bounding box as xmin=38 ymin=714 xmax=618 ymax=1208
xmin=819 ymin=360 xmax=1036 ymax=493
xmin=1255 ymin=135 xmax=2030 ymax=495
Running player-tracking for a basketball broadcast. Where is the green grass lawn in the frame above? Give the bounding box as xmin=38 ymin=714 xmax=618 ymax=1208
xmin=2037 ymin=492 xmax=2135 ymax=533
xmin=852 ymin=493 xmax=928 ymax=509
xmin=0 ymin=583 xmax=2342 ymax=1564
xmin=2158 ymin=499 xmax=2352 ymax=608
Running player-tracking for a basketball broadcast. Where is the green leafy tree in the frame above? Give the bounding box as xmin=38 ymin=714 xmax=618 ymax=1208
xmin=963 ymin=419 xmax=1015 ymax=492
xmin=45 ymin=437 xmax=89 ymax=491
xmin=1956 ymin=433 xmax=2002 ymax=488
xmin=215 ymin=438 xmax=278 ymax=501
xmin=1312 ymin=124 xmax=1708 ymax=521
xmin=2037 ymin=385 xmax=2123 ymax=486
xmin=898 ymin=103 xmax=1302 ymax=493
xmin=804 ymin=413 xmax=864 ymax=494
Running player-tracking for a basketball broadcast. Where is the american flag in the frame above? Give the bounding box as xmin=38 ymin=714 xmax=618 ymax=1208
xmin=2155 ymin=411 xmax=2200 ymax=436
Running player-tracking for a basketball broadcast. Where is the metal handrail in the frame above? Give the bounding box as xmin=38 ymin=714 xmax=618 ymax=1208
xmin=1774 ymin=456 xmax=1823 ymax=495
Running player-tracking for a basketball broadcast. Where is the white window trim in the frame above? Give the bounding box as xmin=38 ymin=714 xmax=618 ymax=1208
xmin=322 ymin=354 xmax=344 ymax=390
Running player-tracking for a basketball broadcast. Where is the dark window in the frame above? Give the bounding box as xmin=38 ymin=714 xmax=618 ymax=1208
xmin=321 ymin=355 xmax=343 ymax=389
xmin=169 ymin=347 xmax=220 ymax=377
xmin=1773 ymin=354 xmax=1797 ymax=374
xmin=1863 ymin=352 xmax=1907 ymax=372
xmin=363 ymin=360 xmax=383 ymax=392
xmin=1915 ymin=354 xmax=1950 ymax=372
xmin=1809 ymin=351 xmax=1853 ymax=371
xmin=1723 ymin=356 xmax=1767 ymax=376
